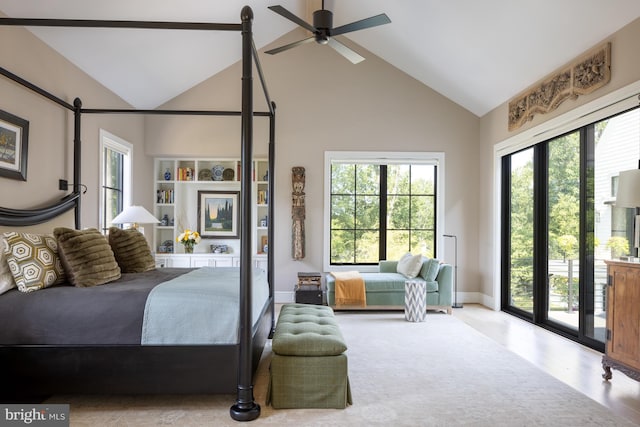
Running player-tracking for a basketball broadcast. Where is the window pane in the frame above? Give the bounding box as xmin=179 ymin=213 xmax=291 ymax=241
xmin=331 ymin=230 xmax=355 ymax=263
xmin=411 ymin=230 xmax=434 ymax=258
xmin=355 ymin=195 xmax=379 ymax=229
xmin=387 ymin=164 xmax=410 ymax=194
xmin=411 ymin=164 xmax=435 ymax=193
xmin=332 ymin=163 xmax=355 ymax=194
xmin=104 ymin=188 xmax=120 ymax=227
xmin=331 ymin=195 xmax=355 ymax=229
xmin=355 ymin=230 xmax=379 ymax=263
xmin=411 ymin=195 xmax=434 ymax=229
xmin=387 ymin=230 xmax=410 ymax=260
xmin=387 ymin=195 xmax=410 ymax=229
xmin=355 ymin=164 xmax=379 ymax=195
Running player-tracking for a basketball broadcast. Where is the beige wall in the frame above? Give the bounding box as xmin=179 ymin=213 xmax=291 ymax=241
xmin=0 ymin=24 xmax=151 ymax=234
xmin=147 ymin=29 xmax=480 ymax=299
xmin=478 ymin=17 xmax=640 ymax=307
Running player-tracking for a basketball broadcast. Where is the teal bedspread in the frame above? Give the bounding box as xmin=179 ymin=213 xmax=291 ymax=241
xmin=141 ymin=267 xmax=269 ymax=345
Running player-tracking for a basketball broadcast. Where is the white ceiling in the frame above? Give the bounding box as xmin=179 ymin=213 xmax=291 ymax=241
xmin=1 ymin=1 xmax=640 ymax=116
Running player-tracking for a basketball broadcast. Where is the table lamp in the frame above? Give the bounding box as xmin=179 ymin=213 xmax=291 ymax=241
xmin=615 ymin=168 xmax=640 ymax=260
xmin=111 ymin=205 xmax=159 ymax=233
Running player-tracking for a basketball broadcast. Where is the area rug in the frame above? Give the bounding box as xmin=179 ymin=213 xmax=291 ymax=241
xmin=47 ymin=311 xmax=638 ymax=426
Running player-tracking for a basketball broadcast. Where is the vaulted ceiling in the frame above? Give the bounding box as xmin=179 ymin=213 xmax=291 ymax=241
xmin=1 ymin=1 xmax=640 ymax=116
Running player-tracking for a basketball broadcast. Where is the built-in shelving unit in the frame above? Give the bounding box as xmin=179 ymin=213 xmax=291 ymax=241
xmin=153 ymin=157 xmax=268 ymax=269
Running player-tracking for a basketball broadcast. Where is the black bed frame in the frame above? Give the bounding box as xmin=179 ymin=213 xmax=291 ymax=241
xmin=0 ymin=7 xmax=274 ymax=421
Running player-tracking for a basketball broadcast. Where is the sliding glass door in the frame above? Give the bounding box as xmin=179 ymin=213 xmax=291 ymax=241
xmin=502 ymin=107 xmax=639 ymax=351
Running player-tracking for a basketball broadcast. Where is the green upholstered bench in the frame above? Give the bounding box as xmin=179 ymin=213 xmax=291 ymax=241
xmin=267 ymin=303 xmax=352 ymax=409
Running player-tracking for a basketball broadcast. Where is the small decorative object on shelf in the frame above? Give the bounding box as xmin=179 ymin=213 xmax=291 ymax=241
xmin=263 ymin=170 xmax=268 ymax=181
xmin=161 ymin=214 xmax=169 ymax=226
xmin=223 ymin=168 xmax=235 ymax=181
xmin=211 ymin=244 xmax=228 ymax=254
xmin=212 ymin=165 xmax=224 ymax=181
xmin=176 ymin=229 xmax=201 ymax=254
xmin=260 ymin=216 xmax=268 ymax=227
xmin=164 ymin=168 xmax=171 ymax=180
xmin=198 ymin=168 xmax=213 ymax=181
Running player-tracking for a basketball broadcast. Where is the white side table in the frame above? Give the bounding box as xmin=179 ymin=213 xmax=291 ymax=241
xmin=404 ymin=280 xmax=427 ymax=322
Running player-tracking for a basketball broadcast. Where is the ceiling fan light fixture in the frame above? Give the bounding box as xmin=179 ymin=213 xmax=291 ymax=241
xmin=266 ymin=4 xmax=391 ymax=64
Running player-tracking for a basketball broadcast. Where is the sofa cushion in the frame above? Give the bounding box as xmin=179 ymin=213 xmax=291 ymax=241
xmin=397 ymin=252 xmax=423 ymax=278
xmin=420 ymin=257 xmax=440 ymax=282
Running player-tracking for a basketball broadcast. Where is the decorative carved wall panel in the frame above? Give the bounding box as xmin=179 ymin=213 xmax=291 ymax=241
xmin=508 ymin=42 xmax=611 ymax=131
xmin=292 ymin=166 xmax=306 ymax=260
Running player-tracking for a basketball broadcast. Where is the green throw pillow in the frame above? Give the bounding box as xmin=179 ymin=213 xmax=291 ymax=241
xmin=419 ymin=257 xmax=440 ymax=282
xmin=54 ymin=227 xmax=121 ymax=287
xmin=108 ymin=227 xmax=155 ymax=273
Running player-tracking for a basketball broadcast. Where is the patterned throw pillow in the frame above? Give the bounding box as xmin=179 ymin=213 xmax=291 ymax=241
xmin=396 ymin=252 xmax=423 ymax=279
xmin=3 ymin=232 xmax=66 ymax=292
xmin=54 ymin=227 xmax=121 ymax=287
xmin=108 ymin=227 xmax=155 ymax=273
xmin=0 ymin=238 xmax=17 ymax=294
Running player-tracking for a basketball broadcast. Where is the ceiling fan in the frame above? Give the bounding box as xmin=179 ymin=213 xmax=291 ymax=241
xmin=265 ymin=1 xmax=391 ymax=64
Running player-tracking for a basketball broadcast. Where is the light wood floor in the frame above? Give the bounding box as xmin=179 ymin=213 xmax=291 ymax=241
xmin=453 ymin=304 xmax=640 ymax=425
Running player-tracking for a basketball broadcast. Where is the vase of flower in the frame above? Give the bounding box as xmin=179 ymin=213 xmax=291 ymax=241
xmin=177 ymin=229 xmax=200 ymax=254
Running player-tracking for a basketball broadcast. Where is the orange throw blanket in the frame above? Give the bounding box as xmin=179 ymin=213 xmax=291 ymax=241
xmin=331 ymin=271 xmax=366 ymax=307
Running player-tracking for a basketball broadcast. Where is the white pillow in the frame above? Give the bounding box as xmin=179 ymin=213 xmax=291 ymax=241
xmin=396 ymin=252 xmax=423 ymax=279
xmin=0 ymin=238 xmax=16 ymax=294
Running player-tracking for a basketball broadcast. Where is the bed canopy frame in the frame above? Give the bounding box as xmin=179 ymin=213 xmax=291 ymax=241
xmin=0 ymin=6 xmax=274 ymax=421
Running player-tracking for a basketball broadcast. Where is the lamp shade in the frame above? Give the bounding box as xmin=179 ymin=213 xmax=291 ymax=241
xmin=112 ymin=205 xmax=159 ymax=228
xmin=616 ymin=169 xmax=640 ymax=208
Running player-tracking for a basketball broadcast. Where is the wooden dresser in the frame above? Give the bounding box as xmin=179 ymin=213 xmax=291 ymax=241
xmin=603 ymin=260 xmax=640 ymax=382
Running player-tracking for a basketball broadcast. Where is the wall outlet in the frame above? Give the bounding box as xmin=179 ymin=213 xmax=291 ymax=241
xmin=59 ymin=179 xmax=68 ymax=191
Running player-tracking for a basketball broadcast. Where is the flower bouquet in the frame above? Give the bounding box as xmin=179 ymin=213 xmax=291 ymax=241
xmin=176 ymin=229 xmax=201 ymax=253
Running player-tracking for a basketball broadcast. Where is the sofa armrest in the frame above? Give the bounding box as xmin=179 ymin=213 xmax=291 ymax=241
xmin=379 ymin=260 xmax=398 ymax=273
xmin=435 ymin=264 xmax=453 ymax=306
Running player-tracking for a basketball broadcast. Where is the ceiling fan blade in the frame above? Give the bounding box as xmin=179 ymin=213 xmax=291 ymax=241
xmin=265 ymin=36 xmax=315 ymax=55
xmin=268 ymin=5 xmax=317 ymax=34
xmin=331 ymin=13 xmax=391 ymax=36
xmin=327 ymin=38 xmax=365 ymax=64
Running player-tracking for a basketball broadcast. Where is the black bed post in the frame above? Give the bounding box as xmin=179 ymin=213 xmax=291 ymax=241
xmin=230 ymin=5 xmax=260 ymax=422
xmin=73 ymin=97 xmax=82 ymax=229
xmin=268 ymin=102 xmax=276 ymax=336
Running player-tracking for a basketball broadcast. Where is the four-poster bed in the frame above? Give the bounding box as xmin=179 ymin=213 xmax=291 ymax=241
xmin=0 ymin=6 xmax=274 ymax=421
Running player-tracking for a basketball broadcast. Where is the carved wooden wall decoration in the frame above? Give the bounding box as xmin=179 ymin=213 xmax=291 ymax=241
xmin=508 ymin=42 xmax=611 ymax=131
xmin=291 ymin=166 xmax=306 ymax=260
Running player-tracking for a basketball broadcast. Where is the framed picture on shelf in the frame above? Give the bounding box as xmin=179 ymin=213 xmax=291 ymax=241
xmin=261 ymin=235 xmax=268 ymax=254
xmin=197 ymin=190 xmax=240 ymax=238
xmin=0 ymin=109 xmax=29 ymax=181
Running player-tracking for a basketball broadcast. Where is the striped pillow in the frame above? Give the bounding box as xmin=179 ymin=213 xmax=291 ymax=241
xmin=108 ymin=227 xmax=155 ymax=273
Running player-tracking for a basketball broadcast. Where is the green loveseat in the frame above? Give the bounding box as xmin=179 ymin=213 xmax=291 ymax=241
xmin=326 ymin=258 xmax=453 ymax=314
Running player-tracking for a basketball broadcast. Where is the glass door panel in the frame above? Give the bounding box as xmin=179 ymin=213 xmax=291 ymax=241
xmin=508 ymin=148 xmax=534 ymax=313
xmin=591 ymin=109 xmax=640 ymax=342
xmin=547 ymin=132 xmax=580 ymax=330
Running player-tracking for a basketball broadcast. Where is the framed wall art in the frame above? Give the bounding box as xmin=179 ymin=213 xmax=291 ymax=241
xmin=0 ymin=109 xmax=29 ymax=181
xmin=197 ymin=190 xmax=240 ymax=238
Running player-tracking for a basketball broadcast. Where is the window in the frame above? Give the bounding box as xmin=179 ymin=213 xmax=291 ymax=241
xmin=99 ymin=130 xmax=132 ymax=233
xmin=324 ymin=152 xmax=443 ymax=270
